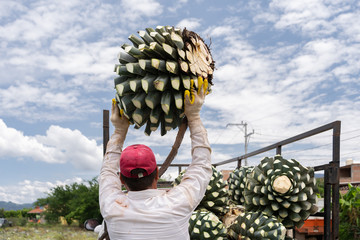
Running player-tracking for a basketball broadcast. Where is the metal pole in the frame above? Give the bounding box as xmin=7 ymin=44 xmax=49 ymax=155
xmin=103 ymin=110 xmax=109 ymax=156
xmin=324 ymin=165 xmax=331 ymax=240
xmin=332 ymin=121 xmax=341 ymax=240
xmin=276 ymin=145 xmax=282 ymax=155
xmin=226 ymin=122 xmax=254 ymax=166
xmin=244 ymin=122 xmax=248 ymax=166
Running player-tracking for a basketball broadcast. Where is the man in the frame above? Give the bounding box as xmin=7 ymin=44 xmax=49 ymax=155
xmin=99 ymin=78 xmax=212 ymax=239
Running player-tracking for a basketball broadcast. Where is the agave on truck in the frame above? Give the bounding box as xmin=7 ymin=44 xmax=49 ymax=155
xmin=228 ymin=166 xmax=254 ymax=205
xmin=244 ymin=155 xmax=319 ymax=228
xmin=174 ymin=166 xmax=230 ymax=217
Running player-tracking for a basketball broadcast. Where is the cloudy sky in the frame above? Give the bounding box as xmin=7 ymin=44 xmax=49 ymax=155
xmin=0 ymin=0 xmax=359 ymax=204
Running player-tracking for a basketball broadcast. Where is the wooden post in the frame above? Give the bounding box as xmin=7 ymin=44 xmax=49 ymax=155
xmin=103 ymin=110 xmax=109 ymax=156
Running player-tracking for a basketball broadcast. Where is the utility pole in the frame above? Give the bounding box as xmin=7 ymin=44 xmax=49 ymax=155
xmin=226 ymin=121 xmax=254 ymax=166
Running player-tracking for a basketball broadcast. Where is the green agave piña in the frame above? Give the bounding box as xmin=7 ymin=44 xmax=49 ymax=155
xmin=227 ymin=211 xmax=286 ymax=240
xmin=174 ymin=166 xmax=230 ymax=216
xmin=228 ymin=166 xmax=254 ymax=205
xmin=114 ymin=26 xmax=214 ymax=136
xmin=244 ymin=155 xmax=319 ymax=228
xmin=189 ymin=210 xmax=227 ymax=240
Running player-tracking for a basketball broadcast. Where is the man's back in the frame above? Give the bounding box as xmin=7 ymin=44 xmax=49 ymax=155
xmin=104 ymin=189 xmax=193 ymax=239
xmin=99 ymin=80 xmax=212 ymax=239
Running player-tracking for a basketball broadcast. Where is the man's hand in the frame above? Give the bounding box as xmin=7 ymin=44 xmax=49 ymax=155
xmin=184 ymin=77 xmax=208 ymax=122
xmin=111 ymin=99 xmax=129 ymax=134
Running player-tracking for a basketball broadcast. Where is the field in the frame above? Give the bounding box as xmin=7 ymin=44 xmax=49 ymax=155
xmin=0 ymin=225 xmax=98 ymax=240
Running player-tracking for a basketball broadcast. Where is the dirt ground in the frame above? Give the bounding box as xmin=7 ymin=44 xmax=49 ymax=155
xmin=0 ymin=225 xmax=98 ymax=240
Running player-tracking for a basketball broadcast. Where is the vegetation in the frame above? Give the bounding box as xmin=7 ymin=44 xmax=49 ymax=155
xmin=316 ymin=177 xmax=324 ymax=198
xmin=1 ymin=208 xmax=32 ymax=226
xmin=35 ymin=177 xmax=102 ymax=226
xmin=0 ymin=225 xmax=97 ymax=240
xmin=339 ymin=184 xmax=360 ymax=239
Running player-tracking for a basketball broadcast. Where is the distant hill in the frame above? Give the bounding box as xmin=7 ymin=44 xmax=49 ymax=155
xmin=0 ymin=201 xmax=34 ymax=211
xmin=315 ymin=173 xmax=324 ymax=178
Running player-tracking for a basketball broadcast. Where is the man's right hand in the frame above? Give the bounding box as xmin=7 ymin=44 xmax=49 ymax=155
xmin=111 ymin=99 xmax=129 ymax=134
xmin=184 ymin=77 xmax=208 ymax=122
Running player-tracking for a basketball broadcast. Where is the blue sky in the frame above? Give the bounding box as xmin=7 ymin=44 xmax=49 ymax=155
xmin=0 ymin=0 xmax=359 ymax=204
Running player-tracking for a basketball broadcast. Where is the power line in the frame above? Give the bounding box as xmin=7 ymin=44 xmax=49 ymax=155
xmin=254 ymin=128 xmax=360 ymax=142
xmin=342 ymin=150 xmax=360 ymax=156
xmin=221 ymin=128 xmax=359 ymax=144
xmin=226 ymin=122 xmax=255 ymax=166
xmin=250 ymin=108 xmax=291 ymax=123
xmin=342 ymin=128 xmax=360 ymax=134
xmin=212 ymin=127 xmax=227 ymax=144
xmin=284 ymin=134 xmax=360 ymax=154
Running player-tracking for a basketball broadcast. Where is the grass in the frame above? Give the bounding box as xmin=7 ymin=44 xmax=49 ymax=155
xmin=0 ymin=225 xmax=98 ymax=240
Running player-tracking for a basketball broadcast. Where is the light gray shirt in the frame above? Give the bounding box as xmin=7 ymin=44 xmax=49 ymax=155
xmin=99 ymin=123 xmax=212 ymax=240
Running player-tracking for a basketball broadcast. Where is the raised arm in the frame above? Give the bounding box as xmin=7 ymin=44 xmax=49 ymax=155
xmin=170 ymin=77 xmax=212 ymax=210
xmin=99 ymin=100 xmax=129 ymax=211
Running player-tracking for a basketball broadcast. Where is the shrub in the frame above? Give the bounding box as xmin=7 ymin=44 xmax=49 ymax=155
xmin=7 ymin=217 xmax=27 ymax=226
xmin=339 ymin=184 xmax=360 ymax=239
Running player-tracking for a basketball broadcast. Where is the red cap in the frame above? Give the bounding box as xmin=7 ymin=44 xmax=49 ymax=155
xmin=120 ymin=144 xmax=157 ymax=178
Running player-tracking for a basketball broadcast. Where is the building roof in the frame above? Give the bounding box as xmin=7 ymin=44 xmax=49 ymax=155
xmin=340 ymin=163 xmax=360 ymax=169
xmin=28 ymin=206 xmax=44 ymax=214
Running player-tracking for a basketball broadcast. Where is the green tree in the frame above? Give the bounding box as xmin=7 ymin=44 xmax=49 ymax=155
xmin=339 ymin=184 xmax=360 ymax=239
xmin=4 ymin=209 xmax=31 ymax=218
xmin=35 ymin=177 xmax=102 ymax=226
xmin=316 ymin=177 xmax=324 ymax=198
xmin=0 ymin=208 xmax=4 ymax=218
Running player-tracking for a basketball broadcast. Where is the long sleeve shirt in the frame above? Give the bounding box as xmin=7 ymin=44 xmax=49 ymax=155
xmin=99 ymin=122 xmax=212 ymax=240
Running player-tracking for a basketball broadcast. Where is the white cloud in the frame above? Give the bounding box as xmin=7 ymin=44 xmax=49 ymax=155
xmin=176 ymin=18 xmax=202 ymax=30
xmin=0 ymin=0 xmax=167 ymax=123
xmin=0 ymin=81 xmax=99 ymax=122
xmin=0 ymin=1 xmax=27 ymax=20
xmin=0 ymin=177 xmax=83 ymax=204
xmin=191 ymin=17 xmax=360 ymax=167
xmin=259 ymin=0 xmax=358 ymax=39
xmin=120 ymin=0 xmax=163 ymax=20
xmin=0 ymin=119 xmax=102 ymax=170
xmin=204 ymin=25 xmax=235 ymax=38
xmin=333 ymin=12 xmax=360 ymax=41
xmin=0 ymin=0 xmax=84 ymax=43
xmin=168 ymin=0 xmax=188 ymax=13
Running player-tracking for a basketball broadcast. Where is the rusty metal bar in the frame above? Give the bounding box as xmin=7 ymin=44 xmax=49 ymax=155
xmin=324 ymin=165 xmax=331 ymax=240
xmin=103 ymin=110 xmax=109 ymax=156
xmin=214 ymin=121 xmax=339 ymax=167
xmin=332 ymin=121 xmax=341 ymax=239
xmin=276 ymin=145 xmax=282 ymax=155
xmin=237 ymin=158 xmax=242 ymax=168
xmin=157 ymin=163 xmax=189 ymax=167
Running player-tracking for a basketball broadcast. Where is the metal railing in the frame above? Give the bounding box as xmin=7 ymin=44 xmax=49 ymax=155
xmin=214 ymin=120 xmax=340 ymax=240
xmin=103 ymin=110 xmax=340 ymax=240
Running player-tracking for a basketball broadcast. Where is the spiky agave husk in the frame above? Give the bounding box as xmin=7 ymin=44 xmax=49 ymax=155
xmin=113 ymin=25 xmax=215 ymax=136
xmin=189 ymin=210 xmax=228 ymax=240
xmin=221 ymin=205 xmax=244 ymax=228
xmin=244 ymin=155 xmax=319 ymax=228
xmin=174 ymin=166 xmax=230 ymax=216
xmin=227 ymin=211 xmax=286 ymax=240
xmin=228 ymin=166 xmax=254 ymax=205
